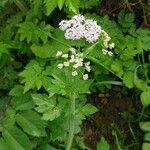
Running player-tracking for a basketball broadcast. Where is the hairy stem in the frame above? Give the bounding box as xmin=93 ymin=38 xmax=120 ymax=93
xmin=66 ymin=95 xmax=76 ymax=150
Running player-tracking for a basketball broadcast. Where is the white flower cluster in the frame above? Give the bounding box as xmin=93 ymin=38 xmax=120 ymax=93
xmin=56 ymin=48 xmax=90 ymax=80
xmin=59 ymin=14 xmax=115 ymax=56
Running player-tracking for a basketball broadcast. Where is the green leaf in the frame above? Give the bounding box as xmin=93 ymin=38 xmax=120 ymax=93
xmin=123 ymin=71 xmax=134 ymax=88
xmin=0 ymin=42 xmax=11 ymax=54
xmin=2 ymin=126 xmax=32 ymax=150
xmin=142 ymin=143 xmax=150 ymax=150
xmin=44 ymin=0 xmax=57 ymax=16
xmin=135 ymin=79 xmax=148 ymax=91
xmin=18 ymin=22 xmax=52 ymax=43
xmin=65 ymin=0 xmax=79 ymax=14
xmin=140 ymin=122 xmax=150 ymax=132
xmin=57 ymin=0 xmax=65 ymax=9
xmin=77 ymin=104 xmax=98 ymax=119
xmin=31 ymin=44 xmax=54 ymax=58
xmin=140 ymin=90 xmax=150 ymax=107
xmin=0 ymin=138 xmax=9 ymax=150
xmin=2 ymin=109 xmax=16 ymax=128
xmin=15 ymin=110 xmax=47 ymax=137
xmin=97 ymin=137 xmax=110 ymax=150
xmin=11 ymin=94 xmax=35 ymax=111
xmin=32 ymin=94 xmax=61 ymax=121
xmin=144 ymin=132 xmax=150 ymax=142
xmin=19 ymin=60 xmax=44 ymax=93
xmin=9 ymin=85 xmax=24 ymax=96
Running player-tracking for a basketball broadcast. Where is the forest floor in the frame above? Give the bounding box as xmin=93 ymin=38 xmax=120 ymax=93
xmin=81 ymin=90 xmax=143 ymax=150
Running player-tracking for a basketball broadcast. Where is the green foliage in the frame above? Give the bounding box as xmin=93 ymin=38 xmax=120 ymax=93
xmin=32 ymin=94 xmax=61 ymax=121
xmin=18 ymin=22 xmax=53 ymax=44
xmin=0 ymin=0 xmax=150 ymax=150
xmin=19 ymin=60 xmax=45 ymax=93
xmin=15 ymin=110 xmax=47 ymax=137
xmin=97 ymin=137 xmax=110 ymax=150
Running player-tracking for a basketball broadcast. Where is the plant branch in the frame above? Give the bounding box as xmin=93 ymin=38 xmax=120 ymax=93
xmin=66 ymin=94 xmax=76 ymax=150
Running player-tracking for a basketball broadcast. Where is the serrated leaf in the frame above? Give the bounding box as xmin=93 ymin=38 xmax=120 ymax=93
xmin=18 ymin=22 xmax=52 ymax=43
xmin=44 ymin=0 xmax=57 ymax=16
xmin=79 ymin=104 xmax=98 ymax=118
xmin=32 ymin=94 xmax=61 ymax=121
xmin=11 ymin=94 xmax=35 ymax=111
xmin=140 ymin=90 xmax=150 ymax=107
xmin=19 ymin=60 xmax=44 ymax=93
xmin=142 ymin=143 xmax=150 ymax=150
xmin=97 ymin=137 xmax=110 ymax=150
xmin=9 ymin=85 xmax=24 ymax=96
xmin=15 ymin=110 xmax=46 ymax=137
xmin=66 ymin=0 xmax=79 ymax=14
xmin=2 ymin=126 xmax=32 ymax=150
xmin=140 ymin=122 xmax=150 ymax=132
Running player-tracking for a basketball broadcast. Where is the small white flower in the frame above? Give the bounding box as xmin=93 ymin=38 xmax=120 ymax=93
xmin=61 ymin=54 xmax=68 ymax=58
xmin=108 ymin=51 xmax=113 ymax=56
xmin=59 ymin=20 xmax=71 ymax=31
xmin=64 ymin=61 xmax=70 ymax=67
xmin=73 ymin=64 xmax=79 ymax=68
xmin=109 ymin=43 xmax=115 ymax=49
xmin=56 ymin=51 xmax=63 ymax=57
xmin=83 ymin=74 xmax=88 ymax=80
xmin=85 ymin=66 xmax=91 ymax=72
xmin=102 ymin=49 xmax=108 ymax=55
xmin=72 ymin=71 xmax=78 ymax=76
xmin=85 ymin=62 xmax=90 ymax=67
xmin=69 ymin=48 xmax=76 ymax=54
xmin=57 ymin=64 xmax=63 ymax=69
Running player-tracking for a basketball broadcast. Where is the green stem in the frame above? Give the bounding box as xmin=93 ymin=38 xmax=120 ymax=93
xmin=66 ymin=95 xmax=76 ymax=150
xmin=96 ymin=81 xmax=123 ymax=86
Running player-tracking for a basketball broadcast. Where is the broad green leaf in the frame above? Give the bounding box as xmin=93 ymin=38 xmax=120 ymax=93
xmin=32 ymin=94 xmax=61 ymax=121
xmin=11 ymin=94 xmax=35 ymax=111
xmin=140 ymin=122 xmax=150 ymax=132
xmin=31 ymin=44 xmax=54 ymax=58
xmin=44 ymin=0 xmax=57 ymax=16
xmin=2 ymin=126 xmax=32 ymax=150
xmin=0 ymin=138 xmax=9 ymax=150
xmin=123 ymin=71 xmax=134 ymax=88
xmin=140 ymin=90 xmax=150 ymax=107
xmin=135 ymin=79 xmax=148 ymax=91
xmin=142 ymin=143 xmax=150 ymax=150
xmin=97 ymin=137 xmax=110 ymax=150
xmin=15 ymin=110 xmax=46 ymax=137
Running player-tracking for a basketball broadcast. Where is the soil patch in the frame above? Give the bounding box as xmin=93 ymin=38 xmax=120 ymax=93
xmin=81 ymin=90 xmax=143 ymax=150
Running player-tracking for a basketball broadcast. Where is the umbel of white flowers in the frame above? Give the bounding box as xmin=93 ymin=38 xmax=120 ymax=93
xmin=56 ymin=48 xmax=90 ymax=80
xmin=59 ymin=14 xmax=115 ymax=56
